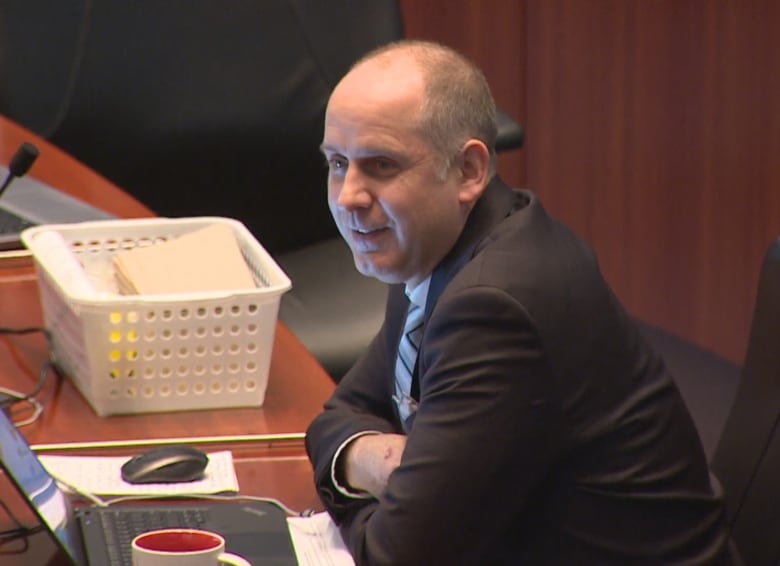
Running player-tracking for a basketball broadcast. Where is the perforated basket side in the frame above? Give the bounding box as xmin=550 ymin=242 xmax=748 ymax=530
xmin=34 ymin=263 xmax=97 ymax=411
xmin=74 ymin=294 xmax=280 ymax=416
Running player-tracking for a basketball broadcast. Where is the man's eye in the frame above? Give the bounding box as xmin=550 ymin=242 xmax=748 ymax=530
xmin=330 ymin=157 xmax=346 ymax=169
xmin=367 ymin=158 xmax=398 ymax=177
xmin=327 ymin=156 xmax=348 ymax=174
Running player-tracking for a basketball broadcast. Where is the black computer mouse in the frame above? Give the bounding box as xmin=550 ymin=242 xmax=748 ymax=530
xmin=120 ymin=444 xmax=209 ymax=484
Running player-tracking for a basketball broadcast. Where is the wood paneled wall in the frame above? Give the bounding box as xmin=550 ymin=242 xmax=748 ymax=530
xmin=399 ymin=0 xmax=527 ymax=187
xmin=400 ymin=0 xmax=780 ymax=365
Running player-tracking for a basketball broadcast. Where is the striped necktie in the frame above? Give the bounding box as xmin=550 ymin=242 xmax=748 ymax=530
xmin=394 ymin=300 xmax=424 ymax=424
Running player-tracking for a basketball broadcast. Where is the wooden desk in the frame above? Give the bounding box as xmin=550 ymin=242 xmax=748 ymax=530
xmin=0 ymin=447 xmax=318 ymax=565
xmin=0 ymin=114 xmax=335 ymax=564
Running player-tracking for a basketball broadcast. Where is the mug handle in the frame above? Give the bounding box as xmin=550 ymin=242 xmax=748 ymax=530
xmin=218 ymin=552 xmax=252 ymax=566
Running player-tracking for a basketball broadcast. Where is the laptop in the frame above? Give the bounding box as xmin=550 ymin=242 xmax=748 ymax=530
xmin=0 ymin=165 xmax=115 ymax=251
xmin=0 ymin=411 xmax=299 ymax=565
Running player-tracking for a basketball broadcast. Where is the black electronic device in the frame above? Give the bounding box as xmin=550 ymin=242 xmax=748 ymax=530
xmin=0 ymin=141 xmax=114 ymax=251
xmin=120 ymin=444 xmax=209 ymax=484
xmin=0 ymin=411 xmax=298 ymax=565
xmin=0 ymin=141 xmax=39 ymax=197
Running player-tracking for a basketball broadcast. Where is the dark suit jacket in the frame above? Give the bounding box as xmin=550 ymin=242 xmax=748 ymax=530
xmin=306 ymin=177 xmax=730 ymax=565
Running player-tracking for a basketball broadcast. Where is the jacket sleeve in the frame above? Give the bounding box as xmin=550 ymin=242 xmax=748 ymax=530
xmin=332 ymin=286 xmax=564 ymax=565
xmin=305 ymin=287 xmax=407 ymax=519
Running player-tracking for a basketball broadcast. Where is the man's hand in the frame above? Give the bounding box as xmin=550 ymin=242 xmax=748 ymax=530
xmin=342 ymin=433 xmax=407 ymax=498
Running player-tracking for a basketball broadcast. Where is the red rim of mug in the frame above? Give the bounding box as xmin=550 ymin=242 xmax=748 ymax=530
xmin=134 ymin=529 xmax=222 ymax=553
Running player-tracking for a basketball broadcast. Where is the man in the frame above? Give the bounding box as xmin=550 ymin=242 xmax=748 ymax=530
xmin=306 ymin=40 xmax=730 ymax=565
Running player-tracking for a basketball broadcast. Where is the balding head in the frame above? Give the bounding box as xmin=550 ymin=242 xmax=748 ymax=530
xmin=346 ymin=40 xmax=498 ymax=178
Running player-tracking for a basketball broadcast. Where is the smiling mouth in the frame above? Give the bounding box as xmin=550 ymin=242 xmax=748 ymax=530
xmin=348 ymin=226 xmax=390 ymax=250
xmin=352 ymin=226 xmax=386 ymax=235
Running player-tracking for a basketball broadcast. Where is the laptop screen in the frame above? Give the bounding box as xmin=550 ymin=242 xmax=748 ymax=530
xmin=0 ymin=410 xmax=85 ymax=565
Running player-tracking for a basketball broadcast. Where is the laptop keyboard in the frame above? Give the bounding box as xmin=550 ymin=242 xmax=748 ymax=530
xmin=0 ymin=206 xmax=36 ymax=234
xmin=98 ymin=507 xmax=209 ymax=566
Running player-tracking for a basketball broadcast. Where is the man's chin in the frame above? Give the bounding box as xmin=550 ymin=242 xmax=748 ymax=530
xmin=353 ymin=256 xmax=403 ymax=285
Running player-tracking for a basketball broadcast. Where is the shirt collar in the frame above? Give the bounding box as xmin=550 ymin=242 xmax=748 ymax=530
xmin=405 ymin=276 xmax=431 ymax=310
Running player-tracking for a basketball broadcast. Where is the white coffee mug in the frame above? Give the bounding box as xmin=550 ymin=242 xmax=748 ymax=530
xmin=131 ymin=528 xmax=251 ymax=566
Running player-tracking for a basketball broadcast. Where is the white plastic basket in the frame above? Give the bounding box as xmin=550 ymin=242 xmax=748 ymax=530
xmin=21 ymin=217 xmax=291 ymax=417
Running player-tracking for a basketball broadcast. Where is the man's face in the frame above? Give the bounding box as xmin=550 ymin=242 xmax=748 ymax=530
xmin=321 ymin=58 xmax=468 ymax=288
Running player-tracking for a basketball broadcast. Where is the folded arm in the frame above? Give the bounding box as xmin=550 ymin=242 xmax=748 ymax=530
xmin=307 ymin=286 xmax=562 ymax=565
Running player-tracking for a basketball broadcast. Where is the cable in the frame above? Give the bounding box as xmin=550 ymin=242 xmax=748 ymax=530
xmin=27 ymin=357 xmax=56 ymax=402
xmin=0 ymin=525 xmax=43 ymax=541
xmin=0 ymin=499 xmax=27 ymax=533
xmin=52 ymin=477 xmax=109 ymax=508
xmin=0 ymin=390 xmax=43 ymax=427
xmin=41 ymin=0 xmax=94 ymax=139
xmin=0 ymin=534 xmax=30 ymax=553
xmin=0 ymin=325 xmax=49 ymax=336
xmin=0 ymin=359 xmax=55 ymax=428
xmin=0 ymin=326 xmax=56 ymax=427
xmin=1 ymin=357 xmax=54 ymax=403
xmin=0 ymin=325 xmax=53 ymax=392
xmin=0 ymin=499 xmax=42 ymax=541
xmin=0 ymin=332 xmax=44 ymax=385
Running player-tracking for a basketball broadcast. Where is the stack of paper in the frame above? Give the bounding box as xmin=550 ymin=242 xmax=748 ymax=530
xmin=112 ymin=223 xmax=256 ymax=295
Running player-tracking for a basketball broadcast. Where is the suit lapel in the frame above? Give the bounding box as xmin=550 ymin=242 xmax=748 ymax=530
xmin=410 ymin=175 xmax=521 ymax=398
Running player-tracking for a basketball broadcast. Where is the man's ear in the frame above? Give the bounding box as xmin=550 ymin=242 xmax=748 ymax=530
xmin=457 ymin=139 xmax=491 ymax=205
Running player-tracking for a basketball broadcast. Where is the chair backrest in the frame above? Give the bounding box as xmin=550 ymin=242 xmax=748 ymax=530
xmin=0 ymin=0 xmax=403 ymax=255
xmin=711 ymin=236 xmax=780 ymax=565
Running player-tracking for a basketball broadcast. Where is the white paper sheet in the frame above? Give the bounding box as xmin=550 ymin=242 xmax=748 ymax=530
xmin=38 ymin=450 xmax=239 ymax=496
xmin=287 ymin=511 xmax=355 ymax=566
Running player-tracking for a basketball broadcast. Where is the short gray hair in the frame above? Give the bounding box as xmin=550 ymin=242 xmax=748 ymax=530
xmin=354 ymin=40 xmax=498 ymax=179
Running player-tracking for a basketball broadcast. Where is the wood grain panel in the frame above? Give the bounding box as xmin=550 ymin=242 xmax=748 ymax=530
xmin=525 ymin=0 xmax=780 ymax=364
xmin=382 ymin=1 xmax=780 ymax=364
xmin=399 ymin=0 xmax=527 ymax=187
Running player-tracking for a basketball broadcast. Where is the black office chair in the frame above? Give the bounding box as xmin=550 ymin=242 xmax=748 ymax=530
xmin=637 ymin=321 xmax=740 ymax=461
xmin=0 ymin=0 xmax=524 ymax=381
xmin=705 ymin=236 xmax=780 ymax=566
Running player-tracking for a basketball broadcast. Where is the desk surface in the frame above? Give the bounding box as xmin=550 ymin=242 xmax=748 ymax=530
xmin=0 ymin=447 xmax=318 ymax=566
xmin=0 ymin=114 xmax=335 ymax=564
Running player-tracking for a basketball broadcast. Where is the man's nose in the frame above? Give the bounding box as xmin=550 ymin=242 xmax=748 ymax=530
xmin=335 ymin=168 xmax=372 ymax=209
